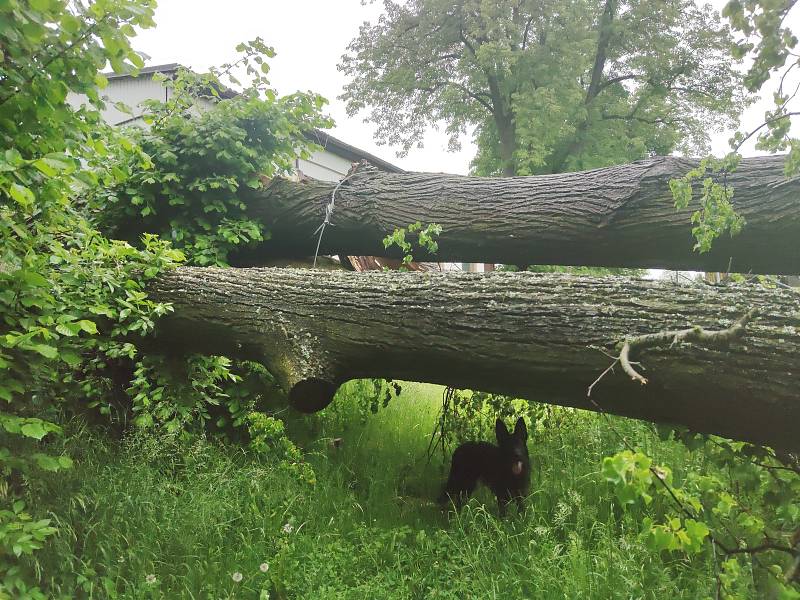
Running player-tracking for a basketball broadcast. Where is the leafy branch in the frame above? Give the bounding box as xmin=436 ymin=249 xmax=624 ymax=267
xmin=382 ymin=221 xmax=442 ymax=269
xmin=669 ymin=154 xmax=745 ymax=253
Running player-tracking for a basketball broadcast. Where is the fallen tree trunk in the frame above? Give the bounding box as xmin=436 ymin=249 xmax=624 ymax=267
xmin=235 ymin=155 xmax=800 ymax=274
xmin=150 ymin=268 xmax=800 ymax=451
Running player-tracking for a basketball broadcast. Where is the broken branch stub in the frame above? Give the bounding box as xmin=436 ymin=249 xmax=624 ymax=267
xmin=611 ymin=310 xmax=758 ymax=386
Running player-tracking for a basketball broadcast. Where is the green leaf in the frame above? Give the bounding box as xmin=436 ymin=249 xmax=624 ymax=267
xmin=21 ymin=21 xmax=45 ymax=43
xmin=9 ymin=183 xmax=34 ymax=207
xmin=683 ymin=519 xmax=710 ymax=553
xmin=56 ymin=323 xmax=80 ymax=337
xmin=77 ymin=320 xmax=98 ymax=334
xmin=20 ymin=270 xmax=49 ymax=287
xmin=59 ymin=350 xmax=81 ymax=367
xmin=29 ymin=0 xmax=51 ymax=11
xmin=20 ymin=422 xmax=48 ymax=440
xmin=645 ymin=522 xmax=679 ymax=553
xmin=89 ymin=305 xmax=115 ymax=317
xmin=31 ymin=344 xmax=58 ymax=359
xmin=32 ymin=453 xmax=61 ymax=471
xmin=34 ymin=154 xmax=75 ymax=176
xmin=32 ymin=158 xmax=57 ymax=177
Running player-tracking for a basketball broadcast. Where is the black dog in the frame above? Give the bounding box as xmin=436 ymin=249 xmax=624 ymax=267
xmin=439 ymin=417 xmax=530 ymax=515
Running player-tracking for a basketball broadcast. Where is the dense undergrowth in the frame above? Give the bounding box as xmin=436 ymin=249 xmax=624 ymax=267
xmin=21 ymin=382 xmax=729 ymax=599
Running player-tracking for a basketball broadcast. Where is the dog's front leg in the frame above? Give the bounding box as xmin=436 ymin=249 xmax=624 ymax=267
xmin=497 ymin=491 xmax=511 ymax=517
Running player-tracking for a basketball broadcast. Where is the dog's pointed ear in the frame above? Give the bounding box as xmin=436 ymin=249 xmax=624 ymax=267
xmin=495 ymin=418 xmax=510 ymax=442
xmin=514 ymin=417 xmax=528 ymax=441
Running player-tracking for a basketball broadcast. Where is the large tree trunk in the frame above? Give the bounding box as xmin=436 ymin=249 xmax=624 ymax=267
xmin=234 ymin=155 xmax=800 ymax=275
xmin=150 ymin=268 xmax=800 ymax=451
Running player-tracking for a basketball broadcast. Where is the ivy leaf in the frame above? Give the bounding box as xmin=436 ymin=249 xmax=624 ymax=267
xmin=646 ymin=525 xmax=677 ymax=552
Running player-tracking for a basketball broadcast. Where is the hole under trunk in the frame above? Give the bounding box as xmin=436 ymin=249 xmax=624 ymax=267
xmin=289 ymin=378 xmax=337 ymax=413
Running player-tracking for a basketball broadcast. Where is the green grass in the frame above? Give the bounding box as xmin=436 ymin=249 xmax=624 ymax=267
xmin=27 ymin=382 xmax=719 ymax=599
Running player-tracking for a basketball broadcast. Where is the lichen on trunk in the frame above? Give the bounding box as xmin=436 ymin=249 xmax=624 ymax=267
xmin=149 ymin=267 xmax=800 ymax=451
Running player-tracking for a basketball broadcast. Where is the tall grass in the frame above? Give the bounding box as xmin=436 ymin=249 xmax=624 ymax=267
xmin=28 ymin=381 xmax=719 ymax=598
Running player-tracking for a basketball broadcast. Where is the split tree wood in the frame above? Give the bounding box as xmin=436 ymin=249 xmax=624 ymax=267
xmin=150 ymin=268 xmax=800 ymax=451
xmin=234 ymin=155 xmax=800 ymax=274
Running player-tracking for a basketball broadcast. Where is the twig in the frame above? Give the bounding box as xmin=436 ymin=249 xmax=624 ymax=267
xmin=590 ymin=310 xmax=757 ymax=392
xmin=427 ymin=386 xmax=455 ymax=464
xmin=586 ymin=358 xmax=618 ymax=398
xmin=708 ymin=438 xmax=800 ymax=476
xmin=722 ymin=542 xmax=796 ymax=556
xmin=788 ymin=528 xmax=800 ymax=583
xmin=589 ymin=344 xmax=619 ymax=360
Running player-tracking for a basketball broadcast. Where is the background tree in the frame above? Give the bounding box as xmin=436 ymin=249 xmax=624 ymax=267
xmin=340 ymin=0 xmax=746 ymax=176
xmin=668 ymin=0 xmax=800 ymax=255
xmin=725 ymin=0 xmax=800 ymax=171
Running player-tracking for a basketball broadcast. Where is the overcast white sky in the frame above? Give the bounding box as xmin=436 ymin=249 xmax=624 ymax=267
xmin=133 ymin=0 xmax=797 ymax=175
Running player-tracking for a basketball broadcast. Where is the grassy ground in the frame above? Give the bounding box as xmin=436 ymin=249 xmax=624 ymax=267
xmin=27 ymin=382 xmax=720 ymax=599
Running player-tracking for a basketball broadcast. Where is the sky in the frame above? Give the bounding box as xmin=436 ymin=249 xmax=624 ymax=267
xmin=132 ymin=0 xmax=798 ymax=175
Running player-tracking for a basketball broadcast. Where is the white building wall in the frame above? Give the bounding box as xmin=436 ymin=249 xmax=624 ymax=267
xmin=69 ymin=76 xmax=354 ymax=180
xmin=66 ymin=75 xmax=170 ymax=125
xmin=297 ymin=150 xmax=353 ymax=182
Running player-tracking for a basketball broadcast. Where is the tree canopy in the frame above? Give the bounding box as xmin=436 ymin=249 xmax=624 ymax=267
xmin=340 ymin=0 xmax=746 ymax=175
xmin=724 ymin=0 xmax=800 ymax=171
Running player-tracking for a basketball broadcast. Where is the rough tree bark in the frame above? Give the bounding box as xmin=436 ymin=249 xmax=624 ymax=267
xmin=235 ymin=155 xmax=800 ymax=274
xmin=150 ymin=268 xmax=800 ymax=451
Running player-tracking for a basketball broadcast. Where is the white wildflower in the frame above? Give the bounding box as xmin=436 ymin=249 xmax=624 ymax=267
xmin=232 ymin=572 xmax=243 ymax=583
xmin=282 ymin=522 xmax=294 ymax=534
xmin=145 ymin=574 xmax=157 ymax=585
xmin=259 ymin=562 xmax=270 ymax=573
